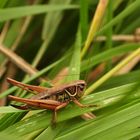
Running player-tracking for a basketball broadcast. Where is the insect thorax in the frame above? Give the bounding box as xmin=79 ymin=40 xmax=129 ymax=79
xmin=40 ymin=85 xmax=84 ymax=103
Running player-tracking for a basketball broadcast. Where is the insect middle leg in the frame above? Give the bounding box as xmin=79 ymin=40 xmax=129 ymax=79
xmin=72 ymin=98 xmax=97 ymax=108
xmin=52 ymin=102 xmax=69 ymax=125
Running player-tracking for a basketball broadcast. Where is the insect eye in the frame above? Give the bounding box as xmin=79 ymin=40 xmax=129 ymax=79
xmin=78 ymin=84 xmax=85 ymax=91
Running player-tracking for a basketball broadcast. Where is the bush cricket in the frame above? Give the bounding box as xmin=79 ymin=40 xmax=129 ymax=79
xmin=7 ymin=78 xmax=96 ymax=124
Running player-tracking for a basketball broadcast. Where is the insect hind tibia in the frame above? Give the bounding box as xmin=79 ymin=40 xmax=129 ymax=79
xmin=10 ymin=104 xmax=29 ymax=110
xmin=7 ymin=77 xmax=48 ymax=94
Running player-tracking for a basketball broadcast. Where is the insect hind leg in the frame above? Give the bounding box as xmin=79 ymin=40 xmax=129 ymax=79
xmin=10 ymin=104 xmax=29 ymax=110
xmin=52 ymin=102 xmax=69 ymax=126
xmin=7 ymin=78 xmax=48 ymax=94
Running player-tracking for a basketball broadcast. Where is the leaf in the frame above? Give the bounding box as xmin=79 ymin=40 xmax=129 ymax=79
xmin=36 ymin=27 xmax=82 ymax=140
xmin=65 ymin=27 xmax=82 ymax=82
xmin=2 ymin=82 xmax=140 ymax=136
xmin=0 ymin=55 xmax=67 ymax=98
xmin=81 ymin=43 xmax=140 ymax=72
xmin=55 ymin=100 xmax=140 ymax=140
xmin=0 ymin=106 xmax=26 ymax=113
xmin=98 ymin=70 xmax=140 ymax=91
xmin=97 ymin=0 xmax=140 ymax=35
xmin=0 ymin=112 xmax=27 ymax=131
xmin=0 ymin=5 xmax=79 ymax=21
xmin=0 ymin=131 xmax=23 ymax=140
xmin=42 ymin=0 xmax=72 ymax=40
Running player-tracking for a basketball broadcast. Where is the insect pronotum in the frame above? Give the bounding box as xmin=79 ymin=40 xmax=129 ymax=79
xmin=7 ymin=78 xmax=95 ymax=124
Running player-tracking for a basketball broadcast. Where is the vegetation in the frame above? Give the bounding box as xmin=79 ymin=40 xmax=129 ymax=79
xmin=0 ymin=0 xmax=140 ymax=139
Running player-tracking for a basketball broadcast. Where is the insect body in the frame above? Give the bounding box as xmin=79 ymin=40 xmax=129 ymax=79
xmin=7 ymin=78 xmax=94 ymax=124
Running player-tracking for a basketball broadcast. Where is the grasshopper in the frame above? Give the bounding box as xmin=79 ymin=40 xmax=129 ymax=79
xmin=7 ymin=78 xmax=95 ymax=124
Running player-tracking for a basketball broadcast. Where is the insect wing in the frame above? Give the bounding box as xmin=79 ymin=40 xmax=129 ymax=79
xmin=7 ymin=78 xmax=49 ymax=94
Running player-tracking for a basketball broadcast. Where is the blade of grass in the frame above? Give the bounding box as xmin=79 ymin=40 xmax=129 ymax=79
xmin=2 ymin=82 xmax=140 ymax=136
xmin=55 ymin=100 xmax=140 ymax=140
xmin=81 ymin=0 xmax=108 ymax=58
xmin=0 ymin=0 xmax=8 ymax=8
xmin=85 ymin=47 xmax=140 ymax=95
xmin=0 ymin=54 xmax=68 ymax=98
xmin=97 ymin=0 xmax=140 ymax=35
xmin=0 ymin=5 xmax=79 ymax=21
xmin=65 ymin=27 xmax=81 ymax=82
xmin=33 ymin=0 xmax=72 ymax=67
xmin=81 ymin=43 xmax=140 ymax=72
xmin=105 ymin=0 xmax=113 ymax=71
xmin=87 ymin=116 xmax=140 ymax=140
xmin=0 ymin=112 xmax=27 ymax=131
xmin=42 ymin=0 xmax=72 ymax=40
xmin=0 ymin=106 xmax=27 ymax=113
xmin=36 ymin=27 xmax=82 ymax=140
xmin=98 ymin=70 xmax=140 ymax=91
xmin=0 ymin=43 xmax=139 ymax=98
xmin=0 ymin=45 xmax=37 ymax=75
xmin=0 ymin=131 xmax=23 ymax=140
xmin=80 ymin=0 xmax=88 ymax=42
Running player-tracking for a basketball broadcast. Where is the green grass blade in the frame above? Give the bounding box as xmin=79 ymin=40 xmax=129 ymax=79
xmin=80 ymin=0 xmax=88 ymax=41
xmin=0 ymin=5 xmax=79 ymax=21
xmin=98 ymin=0 xmax=140 ymax=35
xmin=1 ymin=82 xmax=140 ymax=136
xmin=98 ymin=70 xmax=140 ymax=91
xmin=0 ymin=131 xmax=23 ymax=140
xmin=81 ymin=43 xmax=140 ymax=72
xmin=0 ymin=106 xmax=26 ymax=113
xmin=0 ymin=55 xmax=67 ymax=98
xmin=55 ymin=100 xmax=140 ymax=140
xmin=65 ymin=27 xmax=82 ymax=82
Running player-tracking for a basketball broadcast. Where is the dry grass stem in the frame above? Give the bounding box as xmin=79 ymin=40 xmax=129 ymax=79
xmin=0 ymin=22 xmax=10 ymax=44
xmin=12 ymin=17 xmax=32 ymax=50
xmin=81 ymin=0 xmax=109 ymax=58
xmin=95 ymin=34 xmax=140 ymax=42
xmin=0 ymin=45 xmax=37 ymax=75
xmin=115 ymin=54 xmax=140 ymax=75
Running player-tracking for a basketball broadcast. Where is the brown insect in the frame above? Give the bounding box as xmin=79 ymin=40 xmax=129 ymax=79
xmin=7 ymin=78 xmax=95 ymax=124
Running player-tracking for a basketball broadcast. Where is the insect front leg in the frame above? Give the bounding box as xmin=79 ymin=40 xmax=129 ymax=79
xmin=72 ymin=99 xmax=97 ymax=120
xmin=72 ymin=98 xmax=97 ymax=108
xmin=52 ymin=102 xmax=69 ymax=125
